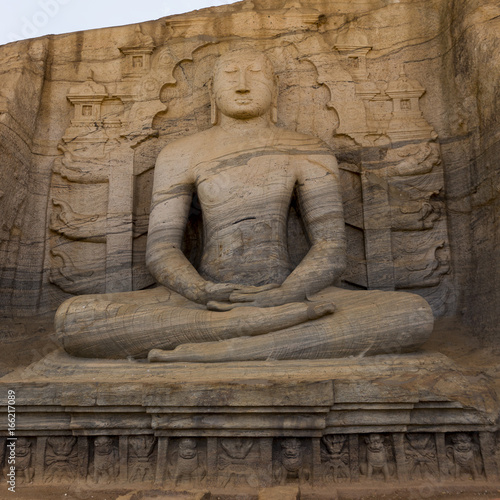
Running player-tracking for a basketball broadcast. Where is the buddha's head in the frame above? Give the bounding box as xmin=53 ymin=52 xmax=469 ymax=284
xmin=210 ymin=49 xmax=278 ymax=125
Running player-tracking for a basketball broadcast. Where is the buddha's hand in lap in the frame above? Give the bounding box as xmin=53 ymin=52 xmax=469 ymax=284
xmin=195 ymin=282 xmax=280 ymax=305
xmin=229 ymin=285 xmax=305 ymax=307
xmin=207 ymin=285 xmax=337 ymax=319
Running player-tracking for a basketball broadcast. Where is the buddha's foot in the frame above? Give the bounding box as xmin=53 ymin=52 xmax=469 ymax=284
xmin=307 ymin=301 xmax=336 ymax=319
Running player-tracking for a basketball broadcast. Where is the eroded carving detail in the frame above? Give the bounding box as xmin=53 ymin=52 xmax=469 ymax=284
xmin=16 ymin=438 xmax=35 ymax=484
xmin=405 ymin=433 xmax=438 ymax=480
xmin=320 ymin=434 xmax=350 ymax=483
xmin=93 ymin=436 xmax=119 ymax=484
xmin=44 ymin=436 xmax=78 ymax=483
xmin=128 ymin=435 xmax=156 ymax=482
xmin=119 ymin=26 xmax=155 ymax=79
xmin=217 ymin=437 xmax=259 ymax=488
xmin=274 ymin=438 xmax=311 ymax=486
xmin=360 ymin=434 xmax=395 ymax=481
xmin=50 ymin=199 xmax=106 ymax=243
xmin=446 ymin=433 xmax=483 ymax=480
xmin=170 ymin=438 xmax=206 ymax=486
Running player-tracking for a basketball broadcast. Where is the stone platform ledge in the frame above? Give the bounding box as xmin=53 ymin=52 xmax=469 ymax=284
xmin=1 ymin=350 xmax=499 ymax=490
xmin=0 ymin=349 xmax=498 ymax=436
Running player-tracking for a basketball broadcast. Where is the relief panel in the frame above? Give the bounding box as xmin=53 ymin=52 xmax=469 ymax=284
xmin=128 ymin=435 xmax=156 ymax=482
xmin=404 ymin=433 xmax=439 ymax=480
xmin=320 ymin=434 xmax=350 ymax=483
xmin=217 ymin=437 xmax=261 ymax=488
xmin=273 ymin=437 xmax=312 ymax=486
xmin=44 ymin=436 xmax=78 ymax=483
xmin=446 ymin=433 xmax=484 ymax=481
xmin=15 ymin=437 xmax=35 ymax=484
xmin=92 ymin=436 xmax=119 ymax=484
xmin=168 ymin=437 xmax=207 ymax=487
xmin=359 ymin=434 xmax=396 ymax=482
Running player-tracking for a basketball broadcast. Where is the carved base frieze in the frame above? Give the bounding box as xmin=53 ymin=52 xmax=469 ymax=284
xmin=1 ymin=351 xmax=498 ymax=494
xmin=2 ymin=431 xmax=499 ymax=491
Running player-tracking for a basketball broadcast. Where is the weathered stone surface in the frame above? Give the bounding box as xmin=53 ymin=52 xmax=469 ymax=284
xmin=0 ymin=350 xmax=498 ymax=494
xmin=0 ymin=0 xmax=499 ymax=497
xmin=52 ymin=47 xmax=434 ymax=362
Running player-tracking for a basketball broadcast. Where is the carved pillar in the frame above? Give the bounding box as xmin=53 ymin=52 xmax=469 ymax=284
xmin=312 ymin=437 xmax=322 ymax=486
xmin=393 ymin=433 xmax=408 ymax=481
xmin=206 ymin=437 xmax=218 ymax=487
xmin=77 ymin=437 xmax=89 ymax=481
xmin=106 ymin=151 xmax=134 ymax=292
xmin=34 ymin=436 xmax=47 ymax=483
xmin=155 ymin=436 xmax=169 ymax=485
xmin=349 ymin=434 xmax=359 ymax=482
xmin=361 ymin=166 xmax=395 ymax=290
xmin=260 ymin=437 xmax=273 ymax=487
xmin=435 ymin=432 xmax=448 ymax=479
xmin=119 ymin=435 xmax=128 ymax=482
xmin=479 ymin=432 xmax=499 ymax=481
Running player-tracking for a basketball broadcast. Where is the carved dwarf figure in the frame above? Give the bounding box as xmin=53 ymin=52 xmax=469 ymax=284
xmin=360 ymin=434 xmax=394 ymax=481
xmin=321 ymin=434 xmax=349 ymax=483
xmin=275 ymin=438 xmax=310 ymax=485
xmin=171 ymin=438 xmax=206 ymax=486
xmin=93 ymin=436 xmax=119 ymax=484
xmin=128 ymin=435 xmax=156 ymax=482
xmin=15 ymin=438 xmax=34 ymax=484
xmin=44 ymin=436 xmax=78 ymax=483
xmin=218 ymin=437 xmax=258 ymax=487
xmin=446 ymin=433 xmax=481 ymax=480
xmin=55 ymin=48 xmax=434 ymax=362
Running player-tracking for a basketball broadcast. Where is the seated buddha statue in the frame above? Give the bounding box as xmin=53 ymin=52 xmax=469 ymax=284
xmin=55 ymin=48 xmax=434 ymax=362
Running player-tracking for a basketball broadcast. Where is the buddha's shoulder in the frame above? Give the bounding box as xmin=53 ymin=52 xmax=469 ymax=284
xmin=156 ymin=128 xmax=215 ymax=163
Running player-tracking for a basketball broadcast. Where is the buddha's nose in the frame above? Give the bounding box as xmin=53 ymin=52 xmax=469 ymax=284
xmin=236 ymin=70 xmax=250 ymax=93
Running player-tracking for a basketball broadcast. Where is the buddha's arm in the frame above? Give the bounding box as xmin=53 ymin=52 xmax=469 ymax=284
xmin=146 ymin=150 xmax=242 ymax=304
xmin=229 ymin=154 xmax=346 ymax=307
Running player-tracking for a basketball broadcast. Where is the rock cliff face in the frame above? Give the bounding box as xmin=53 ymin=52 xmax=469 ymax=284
xmin=0 ymin=0 xmax=498 ymax=345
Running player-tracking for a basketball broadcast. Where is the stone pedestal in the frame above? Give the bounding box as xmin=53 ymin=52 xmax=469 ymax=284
xmin=1 ymin=350 xmax=499 ymax=496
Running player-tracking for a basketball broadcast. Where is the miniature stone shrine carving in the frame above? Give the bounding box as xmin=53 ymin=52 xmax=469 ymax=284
xmin=54 ymin=49 xmax=434 ymax=362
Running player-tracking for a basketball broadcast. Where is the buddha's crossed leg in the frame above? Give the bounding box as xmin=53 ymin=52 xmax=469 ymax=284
xmin=148 ymin=287 xmax=434 ymax=362
xmin=55 ymin=286 xmax=335 ymax=359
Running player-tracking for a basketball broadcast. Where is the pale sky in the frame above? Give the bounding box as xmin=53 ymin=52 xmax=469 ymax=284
xmin=0 ymin=0 xmax=238 ymax=46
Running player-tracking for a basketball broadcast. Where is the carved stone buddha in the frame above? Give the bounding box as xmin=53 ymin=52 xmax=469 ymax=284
xmin=55 ymin=49 xmax=434 ymax=362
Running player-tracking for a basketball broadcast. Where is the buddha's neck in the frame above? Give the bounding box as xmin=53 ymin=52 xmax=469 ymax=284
xmin=218 ymin=114 xmax=272 ymax=135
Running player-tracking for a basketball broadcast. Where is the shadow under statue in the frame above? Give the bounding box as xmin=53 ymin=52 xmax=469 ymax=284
xmin=55 ymin=49 xmax=434 ymax=362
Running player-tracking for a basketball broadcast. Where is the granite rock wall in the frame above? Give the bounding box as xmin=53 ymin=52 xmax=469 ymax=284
xmin=0 ymin=0 xmax=498 ymax=345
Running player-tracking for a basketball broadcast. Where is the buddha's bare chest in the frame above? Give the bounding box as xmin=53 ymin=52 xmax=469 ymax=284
xmin=193 ymin=154 xmax=296 ymax=212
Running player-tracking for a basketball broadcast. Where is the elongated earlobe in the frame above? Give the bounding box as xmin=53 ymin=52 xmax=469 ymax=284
xmin=209 ymin=79 xmax=218 ymax=125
